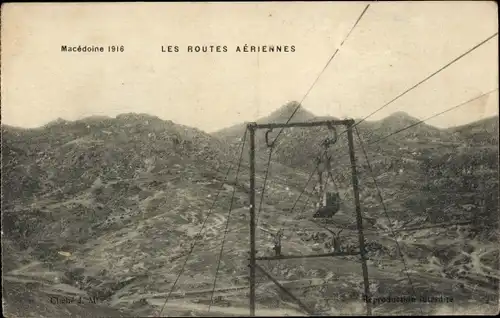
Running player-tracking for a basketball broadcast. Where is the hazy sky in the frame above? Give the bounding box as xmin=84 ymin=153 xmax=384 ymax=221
xmin=1 ymin=2 xmax=498 ymax=132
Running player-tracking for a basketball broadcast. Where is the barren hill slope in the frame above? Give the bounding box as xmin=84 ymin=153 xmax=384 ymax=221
xmin=2 ymin=114 xmax=239 ymax=316
xmin=2 ymin=111 xmax=498 ymax=316
xmin=1 ymin=114 xmax=313 ymax=317
xmin=213 ymin=103 xmax=460 ymax=170
xmin=448 ymin=115 xmax=499 ymax=145
xmin=211 ymin=104 xmax=499 ymax=314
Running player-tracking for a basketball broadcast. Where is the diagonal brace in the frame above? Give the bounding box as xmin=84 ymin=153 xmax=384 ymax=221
xmin=254 ymin=263 xmax=317 ymax=316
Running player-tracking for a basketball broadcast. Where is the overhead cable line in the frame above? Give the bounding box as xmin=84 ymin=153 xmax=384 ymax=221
xmin=366 ymin=88 xmax=499 ymax=146
xmin=271 ymin=3 xmax=371 ymax=145
xmin=350 ymin=32 xmax=498 ymax=130
xmin=329 ymin=89 xmax=499 ymax=164
xmin=208 ymin=130 xmax=248 ymax=312
xmin=255 ymin=150 xmax=273 ymax=226
xmin=157 ymin=131 xmax=247 ymax=317
xmin=278 ymin=165 xmax=317 ymax=223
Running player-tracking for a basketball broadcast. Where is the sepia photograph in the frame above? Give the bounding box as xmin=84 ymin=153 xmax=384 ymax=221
xmin=1 ymin=1 xmax=499 ymax=317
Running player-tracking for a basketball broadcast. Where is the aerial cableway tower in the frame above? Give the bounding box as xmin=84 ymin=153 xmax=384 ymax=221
xmin=246 ymin=119 xmax=372 ymax=316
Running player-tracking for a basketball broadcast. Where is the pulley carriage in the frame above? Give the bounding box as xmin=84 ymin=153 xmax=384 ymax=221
xmin=312 ymin=123 xmax=341 ymax=219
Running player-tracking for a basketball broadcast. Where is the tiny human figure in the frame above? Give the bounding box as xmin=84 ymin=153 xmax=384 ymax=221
xmin=330 ymin=229 xmax=343 ymax=253
xmin=273 ymin=242 xmax=282 ymax=257
xmin=272 ymin=229 xmax=283 ymax=257
xmin=332 ymin=236 xmax=341 ymax=253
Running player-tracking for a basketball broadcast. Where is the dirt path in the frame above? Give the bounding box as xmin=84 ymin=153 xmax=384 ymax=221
xmin=411 ymin=271 xmax=498 ymax=297
xmin=149 ymin=298 xmax=306 ymax=316
xmin=3 ymin=275 xmax=54 ymax=286
xmin=110 ymin=277 xmax=327 ymax=307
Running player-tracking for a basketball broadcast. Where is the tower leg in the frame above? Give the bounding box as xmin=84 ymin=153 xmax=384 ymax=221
xmin=346 ymin=123 xmax=372 ymax=316
xmin=248 ymin=124 xmax=256 ymax=316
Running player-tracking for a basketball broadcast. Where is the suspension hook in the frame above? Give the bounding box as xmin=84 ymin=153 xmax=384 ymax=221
xmin=265 ymin=128 xmax=275 ymax=148
xmin=322 ymin=123 xmax=338 ymax=149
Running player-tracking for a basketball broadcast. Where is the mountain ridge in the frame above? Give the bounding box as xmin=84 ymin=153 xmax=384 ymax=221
xmin=211 ymin=102 xmax=496 ymax=153
xmin=212 ymin=102 xmax=467 ymax=139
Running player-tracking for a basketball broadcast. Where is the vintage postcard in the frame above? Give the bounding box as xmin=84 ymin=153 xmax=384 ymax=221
xmin=1 ymin=2 xmax=498 ymax=317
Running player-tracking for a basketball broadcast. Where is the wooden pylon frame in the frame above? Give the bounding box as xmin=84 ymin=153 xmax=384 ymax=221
xmin=246 ymin=119 xmax=372 ymax=316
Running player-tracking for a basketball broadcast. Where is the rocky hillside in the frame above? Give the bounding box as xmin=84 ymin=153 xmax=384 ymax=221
xmin=213 ymin=103 xmax=498 ymax=223
xmin=212 ymin=103 xmax=499 ymax=310
xmin=448 ymin=115 xmax=499 ymax=146
xmin=1 ymin=113 xmax=313 ymax=317
xmin=2 ymin=114 xmax=232 ymax=315
xmin=213 ymin=102 xmax=462 ymax=171
xmin=2 ymin=114 xmax=232 ymax=203
xmin=2 ymin=109 xmax=498 ymax=316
